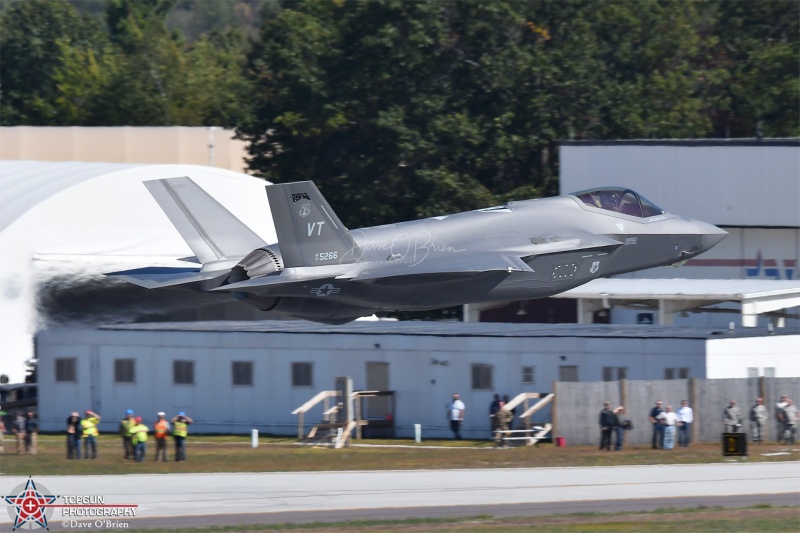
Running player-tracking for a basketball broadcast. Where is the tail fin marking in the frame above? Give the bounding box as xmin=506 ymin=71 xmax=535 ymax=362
xmin=266 ymin=181 xmax=360 ymax=268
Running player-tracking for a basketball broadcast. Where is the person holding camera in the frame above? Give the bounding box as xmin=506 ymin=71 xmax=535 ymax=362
xmin=723 ymin=399 xmax=743 ymax=433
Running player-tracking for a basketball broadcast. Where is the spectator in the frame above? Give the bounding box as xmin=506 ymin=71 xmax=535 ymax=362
xmin=131 ymin=417 xmax=149 ymax=462
xmin=24 ymin=411 xmax=38 ymax=455
xmin=677 ymin=400 xmax=693 ymax=447
xmin=749 ymin=397 xmax=767 ymax=444
xmin=81 ymin=410 xmax=101 ymax=459
xmin=657 ymin=405 xmax=679 ymax=450
xmin=776 ymin=395 xmax=789 ymax=444
xmin=119 ymin=409 xmax=136 ymax=460
xmin=503 ymin=395 xmax=517 ymax=431
xmin=66 ymin=412 xmax=82 ymax=459
xmin=613 ymin=406 xmax=626 ymax=451
xmin=12 ymin=412 xmax=26 ymax=455
xmin=723 ymin=400 xmax=743 ymax=433
xmin=781 ymin=399 xmax=798 ymax=445
xmin=172 ymin=412 xmax=194 ymax=461
xmin=489 ymin=394 xmax=501 ymax=435
xmin=598 ymin=401 xmax=615 ymax=451
xmin=153 ymin=412 xmax=171 ymax=461
xmin=447 ymin=394 xmax=465 ymax=440
xmin=0 ymin=415 xmax=5 ymax=454
xmin=493 ymin=403 xmax=512 ymax=448
xmin=648 ymin=400 xmax=665 ymax=449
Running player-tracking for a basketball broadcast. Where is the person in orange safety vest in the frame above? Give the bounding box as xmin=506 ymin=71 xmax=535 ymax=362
xmin=153 ymin=412 xmax=171 ymax=462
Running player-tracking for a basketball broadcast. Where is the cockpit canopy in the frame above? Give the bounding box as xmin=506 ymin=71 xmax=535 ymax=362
xmin=571 ymin=187 xmax=666 ymax=218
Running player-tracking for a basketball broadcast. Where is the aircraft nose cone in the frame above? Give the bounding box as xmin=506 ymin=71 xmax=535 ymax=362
xmin=694 ymin=220 xmax=728 ymax=252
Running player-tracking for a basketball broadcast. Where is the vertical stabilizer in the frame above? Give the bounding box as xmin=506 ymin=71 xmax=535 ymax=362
xmin=266 ymin=181 xmax=360 ymax=267
xmin=145 ymin=177 xmax=266 ymax=264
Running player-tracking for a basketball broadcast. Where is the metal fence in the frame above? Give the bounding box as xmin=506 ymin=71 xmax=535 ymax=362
xmin=553 ymin=377 xmax=800 ymax=446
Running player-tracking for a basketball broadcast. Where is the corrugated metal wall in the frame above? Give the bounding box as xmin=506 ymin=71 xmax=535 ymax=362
xmin=560 ymin=141 xmax=800 ymax=228
xmin=554 ymin=377 xmax=800 ymax=446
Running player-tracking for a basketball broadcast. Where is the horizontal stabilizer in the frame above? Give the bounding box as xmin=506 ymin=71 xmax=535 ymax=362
xmin=145 ymin=177 xmax=267 ymax=264
xmin=107 ymin=266 xmax=227 ymax=289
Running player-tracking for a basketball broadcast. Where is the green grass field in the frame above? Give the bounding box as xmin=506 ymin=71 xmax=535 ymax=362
xmin=2 ymin=436 xmax=798 ymax=532
xmin=2 ymin=434 xmax=798 ymax=476
xmin=101 ymin=507 xmax=800 ymax=532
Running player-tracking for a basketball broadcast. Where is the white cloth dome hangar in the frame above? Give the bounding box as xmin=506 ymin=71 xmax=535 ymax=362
xmin=0 ymin=161 xmax=276 ymax=383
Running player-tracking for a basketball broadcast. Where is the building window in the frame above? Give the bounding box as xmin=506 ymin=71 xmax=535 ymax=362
xmin=292 ymin=362 xmax=313 ymax=387
xmin=604 ymin=367 xmax=627 ymax=381
xmin=471 ymin=364 xmax=493 ymax=390
xmin=764 ymin=367 xmax=776 ymax=378
xmin=232 ymin=361 xmax=253 ymax=386
xmin=747 ymin=367 xmax=759 ymax=378
xmin=559 ymin=365 xmax=578 ymax=382
xmin=55 ymin=358 xmax=76 ymax=382
xmin=173 ymin=360 xmax=195 ymax=385
xmin=522 ymin=366 xmax=535 ymax=384
xmin=665 ymin=367 xmax=689 ymax=380
xmin=114 ymin=359 xmax=135 ymax=383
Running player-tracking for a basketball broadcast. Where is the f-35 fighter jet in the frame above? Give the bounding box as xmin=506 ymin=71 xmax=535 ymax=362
xmin=109 ymin=178 xmax=726 ymax=324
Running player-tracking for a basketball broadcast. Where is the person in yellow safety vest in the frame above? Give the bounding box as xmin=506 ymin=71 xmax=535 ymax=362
xmin=131 ymin=416 xmax=149 ymax=462
xmin=153 ymin=412 xmax=171 ymax=462
xmin=172 ymin=412 xmax=193 ymax=462
xmin=81 ymin=410 xmax=101 ymax=459
xmin=118 ymin=409 xmax=136 ymax=460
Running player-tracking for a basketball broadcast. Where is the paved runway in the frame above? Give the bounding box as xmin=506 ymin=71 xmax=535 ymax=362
xmin=4 ymin=462 xmax=798 ymax=529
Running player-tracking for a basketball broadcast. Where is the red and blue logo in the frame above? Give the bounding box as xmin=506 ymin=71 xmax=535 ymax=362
xmin=4 ymin=477 xmax=57 ymax=530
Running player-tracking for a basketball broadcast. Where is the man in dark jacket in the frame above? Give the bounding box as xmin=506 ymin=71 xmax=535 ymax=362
xmin=648 ymin=400 xmax=665 ymax=449
xmin=66 ymin=412 xmax=82 ymax=459
xmin=599 ymin=401 xmax=616 ymax=451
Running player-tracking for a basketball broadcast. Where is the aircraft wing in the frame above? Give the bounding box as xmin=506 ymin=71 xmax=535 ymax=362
xmin=342 ymin=254 xmax=533 ymax=282
xmin=345 ymin=232 xmax=622 ymax=283
xmin=501 ymin=232 xmax=623 ymax=259
xmin=107 ymin=267 xmax=228 ymax=289
xmin=218 ymin=232 xmax=623 ymax=290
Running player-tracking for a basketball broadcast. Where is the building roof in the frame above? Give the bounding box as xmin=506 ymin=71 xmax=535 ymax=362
xmin=93 ymin=319 xmax=797 ymax=341
xmin=553 ymin=278 xmax=800 ymax=327
xmin=0 ymin=160 xmax=138 ymax=232
xmin=0 ymin=160 xmax=274 ymax=237
xmin=560 ymin=138 xmax=800 ymax=147
xmin=556 ymin=278 xmax=800 ymax=300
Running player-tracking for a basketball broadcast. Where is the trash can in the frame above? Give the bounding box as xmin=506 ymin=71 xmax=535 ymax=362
xmin=555 ymin=436 xmax=566 ymax=447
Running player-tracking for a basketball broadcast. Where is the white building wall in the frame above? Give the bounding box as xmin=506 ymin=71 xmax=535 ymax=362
xmin=559 ymin=141 xmax=800 ymax=329
xmin=37 ymin=327 xmax=727 ymax=439
xmin=559 ymin=142 xmax=800 ymax=227
xmin=614 ymin=227 xmax=800 ymax=282
xmin=705 ymin=336 xmax=800 ymax=378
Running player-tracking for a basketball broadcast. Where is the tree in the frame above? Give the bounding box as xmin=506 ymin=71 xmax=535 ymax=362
xmin=240 ymin=0 xmax=800 ymax=230
xmin=0 ymin=0 xmax=107 ymax=125
xmin=240 ymin=1 xmax=565 ymax=228
xmin=710 ymin=0 xmax=800 ymax=137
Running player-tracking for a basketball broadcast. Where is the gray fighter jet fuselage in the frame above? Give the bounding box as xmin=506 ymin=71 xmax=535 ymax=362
xmin=109 ymin=180 xmax=726 ymax=324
